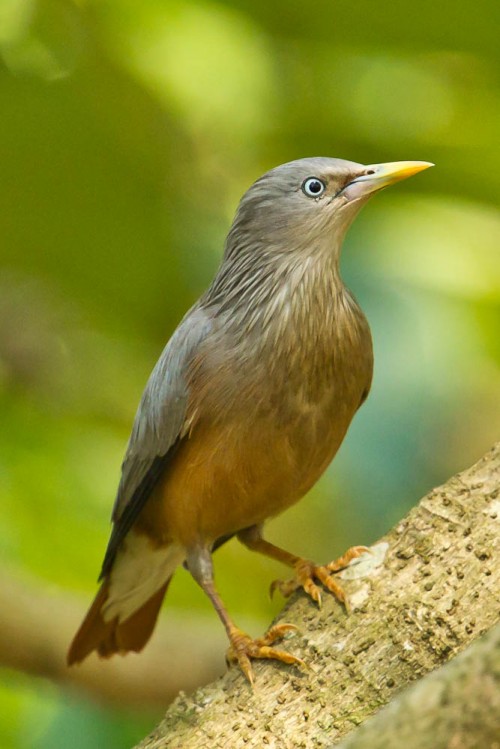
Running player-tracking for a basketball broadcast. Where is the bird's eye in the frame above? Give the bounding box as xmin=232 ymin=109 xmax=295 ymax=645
xmin=302 ymin=177 xmax=326 ymax=198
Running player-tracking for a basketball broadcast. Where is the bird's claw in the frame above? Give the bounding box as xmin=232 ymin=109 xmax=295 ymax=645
xmin=270 ymin=545 xmax=369 ymax=609
xmin=269 ymin=577 xmax=300 ymax=599
xmin=226 ymin=624 xmax=304 ymax=685
xmin=325 ymin=545 xmax=370 ymax=572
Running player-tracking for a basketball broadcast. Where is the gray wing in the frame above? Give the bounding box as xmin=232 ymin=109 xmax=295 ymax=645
xmin=99 ymin=305 xmax=212 ymax=578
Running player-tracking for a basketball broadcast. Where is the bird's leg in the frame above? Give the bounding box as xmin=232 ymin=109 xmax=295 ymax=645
xmin=237 ymin=525 xmax=368 ymax=609
xmin=185 ymin=546 xmax=304 ymax=685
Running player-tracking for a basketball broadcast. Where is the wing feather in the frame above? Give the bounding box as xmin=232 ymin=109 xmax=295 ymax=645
xmin=99 ymin=305 xmax=212 ymax=578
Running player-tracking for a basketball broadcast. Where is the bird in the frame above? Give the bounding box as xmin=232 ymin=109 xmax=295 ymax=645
xmin=67 ymin=156 xmax=433 ymax=683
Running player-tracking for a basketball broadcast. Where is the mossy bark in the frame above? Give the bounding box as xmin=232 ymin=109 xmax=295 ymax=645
xmin=136 ymin=444 xmax=500 ymax=749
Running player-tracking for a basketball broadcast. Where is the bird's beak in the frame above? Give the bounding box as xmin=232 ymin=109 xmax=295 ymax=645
xmin=341 ymin=161 xmax=434 ymax=202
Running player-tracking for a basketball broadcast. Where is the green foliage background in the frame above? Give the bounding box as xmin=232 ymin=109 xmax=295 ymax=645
xmin=0 ymin=0 xmax=499 ymax=746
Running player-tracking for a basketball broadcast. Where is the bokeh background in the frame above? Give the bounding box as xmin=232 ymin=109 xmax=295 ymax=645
xmin=1 ymin=0 xmax=499 ymax=746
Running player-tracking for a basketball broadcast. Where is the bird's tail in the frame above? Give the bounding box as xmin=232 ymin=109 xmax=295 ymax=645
xmin=67 ymin=534 xmax=185 ymax=665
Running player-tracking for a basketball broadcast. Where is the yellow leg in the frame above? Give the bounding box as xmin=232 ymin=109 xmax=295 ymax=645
xmin=238 ymin=525 xmax=368 ymax=608
xmin=186 ymin=545 xmax=304 ymax=685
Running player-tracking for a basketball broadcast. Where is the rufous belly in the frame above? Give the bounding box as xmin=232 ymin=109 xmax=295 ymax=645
xmin=136 ymin=402 xmax=355 ymax=549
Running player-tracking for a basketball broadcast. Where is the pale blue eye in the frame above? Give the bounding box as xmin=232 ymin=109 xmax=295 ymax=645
xmin=302 ymin=177 xmax=326 ymax=198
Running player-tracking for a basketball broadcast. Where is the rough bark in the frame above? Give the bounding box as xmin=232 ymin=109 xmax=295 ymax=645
xmin=334 ymin=621 xmax=500 ymax=749
xmin=136 ymin=444 xmax=500 ymax=748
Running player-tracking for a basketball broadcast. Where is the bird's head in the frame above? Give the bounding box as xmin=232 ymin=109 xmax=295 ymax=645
xmin=226 ymin=157 xmax=433 ymax=257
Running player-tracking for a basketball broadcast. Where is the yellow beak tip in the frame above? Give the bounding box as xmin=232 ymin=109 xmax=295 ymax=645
xmin=388 ymin=161 xmax=435 ymax=179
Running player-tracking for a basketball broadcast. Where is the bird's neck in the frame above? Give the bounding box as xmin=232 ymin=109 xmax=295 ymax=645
xmin=206 ymin=235 xmax=344 ymax=317
xmin=204 ymin=238 xmax=368 ymax=360
xmin=203 ymin=240 xmax=372 ymax=408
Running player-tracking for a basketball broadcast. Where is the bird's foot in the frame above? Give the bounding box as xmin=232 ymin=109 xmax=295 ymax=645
xmin=270 ymin=545 xmax=369 ymax=609
xmin=226 ymin=623 xmax=305 ymax=685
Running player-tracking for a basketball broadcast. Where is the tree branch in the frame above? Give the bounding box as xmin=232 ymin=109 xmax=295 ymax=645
xmin=334 ymin=621 xmax=500 ymax=749
xmin=135 ymin=444 xmax=500 ymax=748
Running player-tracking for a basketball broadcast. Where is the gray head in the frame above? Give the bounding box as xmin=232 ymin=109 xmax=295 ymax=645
xmin=224 ymin=156 xmax=433 ymax=258
xmin=206 ymin=156 xmax=432 ymax=315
